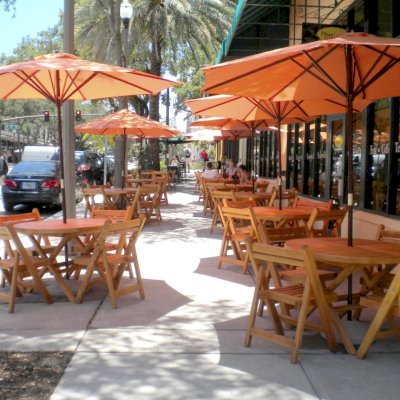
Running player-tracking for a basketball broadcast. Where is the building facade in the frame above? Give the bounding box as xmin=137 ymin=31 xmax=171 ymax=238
xmin=218 ymin=0 xmax=400 ymax=233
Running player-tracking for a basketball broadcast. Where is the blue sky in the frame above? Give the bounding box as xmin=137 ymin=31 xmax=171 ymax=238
xmin=0 ymin=0 xmax=63 ymax=56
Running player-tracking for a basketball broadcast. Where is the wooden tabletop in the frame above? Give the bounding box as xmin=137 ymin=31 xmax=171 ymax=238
xmin=13 ymin=218 xmax=106 ymax=235
xmin=235 ymin=191 xmax=272 ymax=199
xmin=103 ymin=188 xmax=138 ymax=195
xmin=254 ymin=207 xmax=314 ymax=221
xmin=285 ymin=237 xmax=400 ymax=266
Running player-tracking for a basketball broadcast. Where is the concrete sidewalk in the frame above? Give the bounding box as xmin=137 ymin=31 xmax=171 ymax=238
xmin=1 ymin=172 xmax=399 ymax=400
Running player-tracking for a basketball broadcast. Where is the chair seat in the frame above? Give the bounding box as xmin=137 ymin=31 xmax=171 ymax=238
xmin=280 ymin=268 xmax=337 ymax=283
xmin=360 ymin=294 xmax=399 ymax=316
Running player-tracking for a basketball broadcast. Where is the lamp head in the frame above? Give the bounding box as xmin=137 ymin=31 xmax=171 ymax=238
xmin=120 ymin=0 xmax=133 ymax=28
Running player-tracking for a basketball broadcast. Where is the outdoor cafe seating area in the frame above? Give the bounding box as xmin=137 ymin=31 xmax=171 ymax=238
xmin=0 ymin=169 xmax=172 ymax=315
xmin=1 ymin=171 xmax=400 ymax=365
xmin=195 ymin=174 xmax=400 ymax=361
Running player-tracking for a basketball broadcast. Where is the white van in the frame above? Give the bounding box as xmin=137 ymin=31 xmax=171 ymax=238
xmin=21 ymin=146 xmax=60 ymax=162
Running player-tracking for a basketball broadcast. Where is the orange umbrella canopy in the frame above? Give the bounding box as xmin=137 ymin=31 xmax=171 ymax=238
xmin=189 ymin=116 xmax=273 ymax=132
xmin=74 ymin=109 xmax=181 ymax=139
xmin=185 ymin=94 xmax=370 ymax=123
xmin=0 ymin=52 xmax=181 ymax=101
xmin=201 ymin=32 xmax=400 ymax=240
xmin=0 ymin=52 xmax=180 ymax=222
xmin=202 ymin=32 xmax=400 ymax=102
xmin=185 ymin=129 xmax=223 ymax=142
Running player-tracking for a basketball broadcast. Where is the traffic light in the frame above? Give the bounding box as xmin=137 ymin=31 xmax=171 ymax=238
xmin=44 ymin=111 xmax=50 ymax=122
xmin=75 ymin=110 xmax=82 ymax=121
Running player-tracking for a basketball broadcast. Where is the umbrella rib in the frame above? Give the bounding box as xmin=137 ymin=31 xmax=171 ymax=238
xmin=7 ymin=71 xmax=55 ymax=101
xmin=299 ymin=47 xmax=346 ymax=97
xmin=268 ymin=45 xmax=345 ymax=100
xmin=249 ymin=98 xmax=277 ymax=120
xmin=353 ymin=46 xmax=399 ymax=98
xmin=101 ymin=72 xmax=155 ymax=94
xmin=204 ymin=51 xmax=308 ymax=93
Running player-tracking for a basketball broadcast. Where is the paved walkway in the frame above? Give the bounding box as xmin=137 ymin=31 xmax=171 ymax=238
xmin=1 ymin=172 xmax=399 ymax=399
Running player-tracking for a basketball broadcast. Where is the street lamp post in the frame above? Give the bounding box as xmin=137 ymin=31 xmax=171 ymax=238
xmin=120 ymin=0 xmax=133 ymax=87
xmin=114 ymin=0 xmax=133 ymax=189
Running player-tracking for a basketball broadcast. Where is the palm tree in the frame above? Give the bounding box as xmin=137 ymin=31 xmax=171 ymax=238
xmin=75 ymin=0 xmax=234 ymax=171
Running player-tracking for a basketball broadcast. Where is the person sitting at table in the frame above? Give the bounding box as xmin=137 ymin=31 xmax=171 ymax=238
xmin=225 ymin=159 xmax=237 ymax=179
xmin=170 ymin=155 xmax=180 ymax=166
xmin=237 ymin=164 xmax=250 ymax=184
xmin=202 ymin=162 xmax=219 ymax=179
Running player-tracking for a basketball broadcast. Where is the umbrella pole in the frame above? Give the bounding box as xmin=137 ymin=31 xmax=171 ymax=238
xmin=56 ymin=101 xmax=67 ymax=224
xmin=345 ymin=49 xmax=354 ymax=247
xmin=251 ymin=127 xmax=255 ymax=193
xmin=277 ymin=120 xmax=283 ymax=210
xmin=345 ymin=45 xmax=355 ymax=321
xmin=122 ymin=131 xmax=127 ymax=189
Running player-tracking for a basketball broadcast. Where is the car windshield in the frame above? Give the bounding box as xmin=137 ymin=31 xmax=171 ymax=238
xmin=10 ymin=161 xmax=58 ymax=175
xmin=75 ymin=153 xmax=84 ymax=164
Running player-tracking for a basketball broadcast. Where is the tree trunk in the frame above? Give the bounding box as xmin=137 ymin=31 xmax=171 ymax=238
xmin=148 ymin=37 xmax=162 ymax=171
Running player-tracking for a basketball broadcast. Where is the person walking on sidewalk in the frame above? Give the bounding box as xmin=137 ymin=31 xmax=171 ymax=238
xmin=183 ymin=145 xmax=192 ymax=172
xmin=0 ymin=150 xmax=9 ymax=186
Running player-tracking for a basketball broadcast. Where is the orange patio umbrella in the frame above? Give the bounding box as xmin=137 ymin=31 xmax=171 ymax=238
xmin=75 ymin=109 xmax=181 ymax=185
xmin=202 ymin=32 xmax=400 ymax=244
xmin=186 ymin=94 xmax=370 ymax=206
xmin=189 ymin=115 xmax=273 ymax=132
xmin=188 ymin=117 xmax=273 ymax=193
xmin=185 ymin=129 xmax=223 ymax=142
xmin=0 ymin=52 xmax=180 ymax=222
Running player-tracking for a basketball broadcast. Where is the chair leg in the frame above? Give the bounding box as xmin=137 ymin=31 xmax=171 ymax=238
xmin=8 ymin=266 xmax=19 ymax=313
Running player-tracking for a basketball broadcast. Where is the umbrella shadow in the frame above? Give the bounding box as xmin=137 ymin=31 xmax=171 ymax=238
xmin=213 ymin=316 xmax=329 ymax=397
xmin=89 ymin=278 xmax=192 ymax=329
xmin=194 ymin=256 xmax=255 ymax=287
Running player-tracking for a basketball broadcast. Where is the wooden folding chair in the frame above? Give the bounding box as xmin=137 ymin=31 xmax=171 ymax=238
xmin=75 ymin=218 xmax=146 ymax=308
xmin=306 ymin=207 xmax=347 ymax=238
xmin=100 ymin=186 xmax=120 ymax=210
xmin=0 ymin=227 xmax=26 ymax=313
xmin=82 ymin=187 xmax=104 ymax=217
xmin=167 ymin=169 xmax=177 ymax=190
xmin=222 ymin=198 xmax=257 ymax=208
xmin=217 ymin=205 xmax=262 ymax=274
xmin=154 ymin=175 xmax=169 ymax=206
xmin=202 ymin=180 xmax=226 ymax=216
xmin=256 ymin=181 xmax=269 ymax=192
xmin=244 ymin=241 xmax=355 ymax=363
xmin=3 ymin=224 xmax=54 ymax=309
xmin=356 ymin=267 xmax=400 ymax=359
xmin=355 ymin=224 xmax=400 ymax=320
xmin=293 ymin=196 xmax=333 ymax=211
xmin=209 ymin=190 xmax=236 ymax=233
xmin=138 ymin=184 xmax=162 ymax=224
xmin=0 ymin=209 xmax=54 ymax=288
xmin=91 ymin=205 xmax=134 ymax=221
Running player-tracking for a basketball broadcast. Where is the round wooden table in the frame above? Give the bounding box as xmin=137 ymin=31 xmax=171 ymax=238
xmin=14 ymin=218 xmax=106 ymax=236
xmin=285 ymin=237 xmax=400 ymax=318
xmin=13 ymin=218 xmax=107 ymax=303
xmin=254 ymin=207 xmax=314 ymax=227
xmin=285 ymin=237 xmax=400 ymax=266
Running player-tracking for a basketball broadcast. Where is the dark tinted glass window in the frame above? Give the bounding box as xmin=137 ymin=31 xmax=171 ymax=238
xmin=11 ymin=162 xmax=58 ymax=174
xmin=75 ymin=152 xmax=85 ymax=164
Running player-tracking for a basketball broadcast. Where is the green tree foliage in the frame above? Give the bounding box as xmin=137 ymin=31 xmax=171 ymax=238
xmin=0 ymin=0 xmax=16 ymax=12
xmin=74 ymin=0 xmax=235 ymax=169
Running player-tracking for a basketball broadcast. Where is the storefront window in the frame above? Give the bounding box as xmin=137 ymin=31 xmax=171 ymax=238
xmin=377 ymin=0 xmax=392 ymax=37
xmin=307 ymin=123 xmax=315 ymax=194
xmin=370 ymin=99 xmax=390 ymax=211
xmin=317 ymin=117 xmax=327 ymax=197
xmin=331 ymin=119 xmax=344 ymax=203
xmin=353 ymin=113 xmax=363 ymax=207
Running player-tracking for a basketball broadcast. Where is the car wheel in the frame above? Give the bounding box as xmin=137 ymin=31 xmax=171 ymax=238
xmin=4 ymin=201 xmax=14 ymax=212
